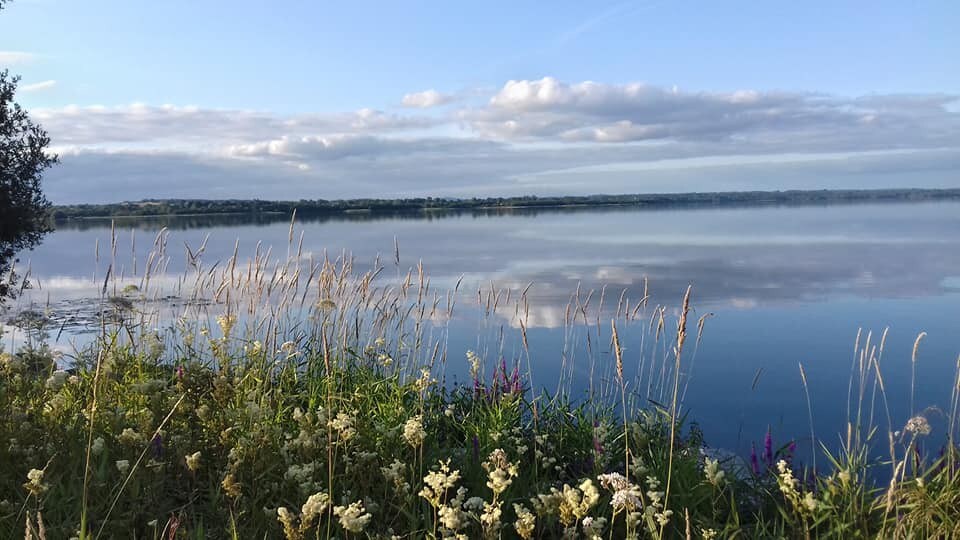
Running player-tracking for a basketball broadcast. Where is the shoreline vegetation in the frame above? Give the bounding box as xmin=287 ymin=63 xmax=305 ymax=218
xmin=2 ymin=228 xmax=959 ymax=538
xmin=50 ymin=187 xmax=960 ymax=221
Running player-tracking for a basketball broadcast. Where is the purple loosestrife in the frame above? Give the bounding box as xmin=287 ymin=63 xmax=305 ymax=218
xmin=152 ymin=434 xmax=164 ymax=458
xmin=750 ymin=443 xmax=760 ymax=476
xmin=764 ymin=428 xmax=774 ymax=468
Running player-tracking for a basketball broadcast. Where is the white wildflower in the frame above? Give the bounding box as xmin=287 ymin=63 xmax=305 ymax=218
xmin=333 ymin=501 xmax=372 ymax=533
xmin=511 ymin=503 xmax=536 ymax=539
xmin=403 ymin=415 xmax=427 ymax=447
xmin=185 ymin=451 xmax=201 ymax=472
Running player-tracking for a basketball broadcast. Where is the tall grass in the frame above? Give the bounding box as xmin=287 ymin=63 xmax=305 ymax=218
xmin=0 ymin=225 xmax=958 ymax=538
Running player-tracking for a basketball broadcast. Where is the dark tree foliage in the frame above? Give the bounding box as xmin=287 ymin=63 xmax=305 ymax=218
xmin=1 ymin=70 xmax=58 ymax=303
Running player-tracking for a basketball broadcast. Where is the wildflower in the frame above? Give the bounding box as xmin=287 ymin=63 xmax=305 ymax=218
xmin=222 ymin=473 xmax=242 ymax=498
xmin=300 ymin=491 xmax=331 ymax=529
xmin=802 ymin=491 xmax=819 ymax=513
xmin=279 ymin=341 xmax=299 ymax=356
xmin=480 ymin=501 xmax=503 ymax=536
xmin=655 ymin=509 xmax=673 ymax=526
xmin=333 ymin=501 xmax=372 ymax=533
xmin=118 ymin=428 xmax=142 ymax=446
xmin=513 ymin=503 xmax=536 ymax=539
xmin=704 ymin=457 xmax=725 ymax=486
xmin=24 ymin=468 xmax=47 ymax=496
xmin=420 ymin=459 xmax=462 ymax=507
xmin=381 ymin=459 xmax=410 ymax=493
xmin=701 ymin=528 xmax=719 ymax=540
xmin=244 ymin=340 xmax=263 ymax=355
xmin=185 ymin=451 xmax=201 ymax=472
xmin=115 ymin=460 xmax=130 ymax=475
xmin=444 ymin=405 xmax=455 ymax=417
xmin=557 ymin=479 xmax=599 ymax=526
xmin=437 ymin=487 xmax=470 ymax=534
xmin=467 ymin=350 xmax=482 ymax=382
xmin=91 ymin=437 xmax=105 ymax=456
xmin=374 ymin=337 xmax=386 ymax=347
xmin=464 ymin=496 xmax=485 ymax=511
xmin=483 ymin=448 xmax=518 ymax=496
xmin=582 ymin=516 xmax=607 ymax=539
xmin=45 ymin=370 xmax=69 ymax=391
xmin=216 ymin=313 xmax=237 ymax=336
xmin=904 ymin=415 xmax=932 ymax=436
xmin=328 ymin=412 xmax=357 ymax=441
xmin=0 ymin=352 xmax=22 ymax=371
xmin=837 ymin=469 xmax=851 ymax=486
xmin=277 ymin=507 xmax=299 ymax=540
xmin=414 ymin=368 xmax=436 ymax=392
xmin=403 ymin=415 xmax=427 ymax=447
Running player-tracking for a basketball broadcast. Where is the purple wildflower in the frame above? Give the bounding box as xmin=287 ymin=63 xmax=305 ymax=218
xmin=764 ymin=428 xmax=773 ymax=467
xmin=152 ymin=434 xmax=164 ymax=458
xmin=750 ymin=443 xmax=760 ymax=475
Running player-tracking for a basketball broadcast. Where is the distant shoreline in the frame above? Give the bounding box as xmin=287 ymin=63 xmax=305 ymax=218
xmin=51 ymin=187 xmax=960 ymax=220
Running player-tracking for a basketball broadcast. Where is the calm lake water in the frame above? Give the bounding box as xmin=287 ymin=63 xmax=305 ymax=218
xmin=7 ymin=200 xmax=960 ymax=458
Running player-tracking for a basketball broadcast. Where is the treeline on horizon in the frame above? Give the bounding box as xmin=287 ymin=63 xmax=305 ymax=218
xmin=50 ymin=187 xmax=960 ymax=220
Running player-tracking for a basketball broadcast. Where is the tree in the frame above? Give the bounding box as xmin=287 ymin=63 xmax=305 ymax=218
xmin=1 ymin=70 xmax=58 ymax=304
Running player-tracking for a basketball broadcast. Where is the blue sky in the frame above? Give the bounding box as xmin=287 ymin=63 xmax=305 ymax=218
xmin=2 ymin=0 xmax=958 ymax=202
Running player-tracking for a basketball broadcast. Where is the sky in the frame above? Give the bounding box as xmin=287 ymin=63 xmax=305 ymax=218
xmin=2 ymin=0 xmax=959 ymax=203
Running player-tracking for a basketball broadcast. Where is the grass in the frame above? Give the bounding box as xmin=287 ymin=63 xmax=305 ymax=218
xmin=1 ymin=226 xmax=958 ymax=539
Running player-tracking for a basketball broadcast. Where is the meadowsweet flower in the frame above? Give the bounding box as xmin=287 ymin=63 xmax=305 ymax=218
xmin=185 ymin=451 xmax=201 ymax=472
xmin=513 ymin=503 xmax=536 ymax=539
xmin=414 ymin=368 xmax=436 ymax=392
xmin=277 ymin=507 xmax=299 ymax=540
xmin=115 ymin=460 xmax=130 ymax=475
xmin=557 ymin=479 xmax=599 ymax=526
xmin=802 ymin=491 xmax=819 ymax=513
xmin=480 ymin=501 xmax=503 ymax=536
xmin=119 ymin=428 xmax=142 ymax=446
xmin=837 ymin=469 xmax=851 ymax=486
xmin=420 ymin=459 xmax=462 ymax=507
xmin=904 ymin=415 xmax=931 ymax=436
xmin=483 ymin=448 xmax=518 ymax=496
xmin=582 ymin=516 xmax=607 ymax=539
xmin=91 ymin=437 xmax=105 ymax=456
xmin=704 ymin=457 xmax=725 ymax=486
xmin=403 ymin=415 xmax=426 ymax=447
xmin=438 ymin=488 xmax=470 ymax=532
xmin=333 ymin=501 xmax=372 ymax=533
xmin=701 ymin=528 xmax=719 ymax=540
xmin=45 ymin=370 xmax=69 ymax=391
xmin=216 ymin=314 xmax=237 ymax=336
xmin=222 ymin=473 xmax=242 ymax=498
xmin=328 ymin=412 xmax=357 ymax=441
xmin=655 ymin=509 xmax=673 ymax=526
xmin=300 ymin=491 xmax=331 ymax=529
xmin=279 ymin=341 xmax=299 ymax=356
xmin=381 ymin=459 xmax=410 ymax=493
xmin=24 ymin=468 xmax=47 ymax=496
xmin=464 ymin=496 xmax=485 ymax=512
xmin=467 ymin=350 xmax=482 ymax=381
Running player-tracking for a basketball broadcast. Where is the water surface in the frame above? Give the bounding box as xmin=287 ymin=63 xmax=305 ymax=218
xmin=8 ymin=201 xmax=960 ymax=458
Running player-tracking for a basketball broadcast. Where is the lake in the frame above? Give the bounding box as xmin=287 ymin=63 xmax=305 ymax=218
xmin=6 ymin=200 xmax=960 ymax=460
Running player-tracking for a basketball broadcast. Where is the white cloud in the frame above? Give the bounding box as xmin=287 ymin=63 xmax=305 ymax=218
xmin=0 ymin=51 xmax=36 ymax=65
xmin=463 ymin=77 xmax=960 ymax=151
xmin=22 ymin=76 xmax=959 ymax=203
xmin=401 ymin=89 xmax=454 ymax=108
xmin=20 ymin=79 xmax=56 ymax=92
xmin=31 ymin=104 xmax=439 ymax=146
